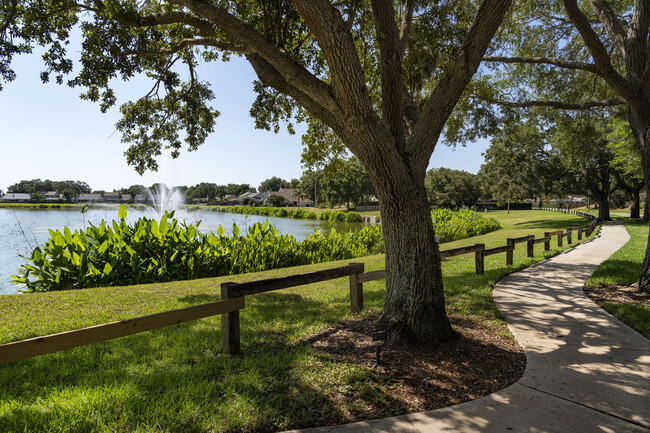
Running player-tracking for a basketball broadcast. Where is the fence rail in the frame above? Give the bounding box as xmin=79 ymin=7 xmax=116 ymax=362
xmin=533 ymin=207 xmax=597 ymax=220
xmin=0 ymin=215 xmax=600 ymax=362
xmin=0 ymin=297 xmax=244 ymax=364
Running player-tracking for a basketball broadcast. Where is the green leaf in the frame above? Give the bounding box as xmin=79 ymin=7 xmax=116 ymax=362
xmin=217 ymin=225 xmax=224 ymax=237
xmin=118 ymin=204 xmax=127 ymax=219
xmin=232 ymin=224 xmax=240 ymax=237
xmin=160 ymin=216 xmax=169 ymax=235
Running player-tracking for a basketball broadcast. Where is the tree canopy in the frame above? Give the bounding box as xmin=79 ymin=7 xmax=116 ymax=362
xmin=425 ymin=168 xmax=480 ymax=209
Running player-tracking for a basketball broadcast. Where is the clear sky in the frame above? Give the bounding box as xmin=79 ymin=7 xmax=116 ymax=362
xmin=0 ymin=46 xmax=489 ymax=193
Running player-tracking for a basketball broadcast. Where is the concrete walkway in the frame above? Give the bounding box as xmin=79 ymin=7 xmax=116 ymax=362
xmin=287 ymin=222 xmax=650 ymax=432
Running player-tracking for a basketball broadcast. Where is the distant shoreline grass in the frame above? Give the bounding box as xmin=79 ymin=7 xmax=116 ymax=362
xmin=0 ymin=211 xmax=597 ymax=432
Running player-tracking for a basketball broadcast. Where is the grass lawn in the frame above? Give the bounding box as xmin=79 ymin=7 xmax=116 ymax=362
xmin=0 ymin=211 xmax=597 ymax=433
xmin=585 ymin=220 xmax=650 ymax=338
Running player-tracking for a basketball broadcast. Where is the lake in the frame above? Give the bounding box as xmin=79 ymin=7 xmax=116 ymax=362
xmin=0 ymin=207 xmax=355 ymax=295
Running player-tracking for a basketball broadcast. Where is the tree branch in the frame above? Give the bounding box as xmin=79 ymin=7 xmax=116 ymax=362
xmin=474 ymin=94 xmax=627 ymax=109
xmin=0 ymin=0 xmax=18 ymax=35
xmin=411 ymin=0 xmax=512 ymax=175
xmin=399 ymin=0 xmax=416 ymax=57
xmin=290 ymin=0 xmax=374 ymax=121
xmin=124 ymin=11 xmax=216 ymax=37
xmin=372 ymin=0 xmax=406 ymax=150
xmin=124 ymin=38 xmax=251 ymax=57
xmin=483 ymin=55 xmax=596 ymax=73
xmin=246 ymin=53 xmax=345 ymax=143
xmin=586 ymin=0 xmax=627 ymax=54
xmin=170 ymin=0 xmax=338 ymax=116
xmin=562 ymin=0 xmax=640 ymax=106
xmin=627 ymin=0 xmax=650 ymax=92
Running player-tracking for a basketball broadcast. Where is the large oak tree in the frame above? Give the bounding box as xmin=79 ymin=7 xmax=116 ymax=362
xmin=1 ymin=0 xmax=512 ymax=345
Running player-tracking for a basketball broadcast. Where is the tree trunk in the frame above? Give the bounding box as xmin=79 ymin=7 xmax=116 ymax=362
xmin=630 ymin=189 xmax=641 ymax=219
xmin=597 ymin=191 xmax=610 ymax=220
xmin=378 ymin=180 xmax=456 ymax=346
xmin=633 ymin=119 xmax=650 ymax=292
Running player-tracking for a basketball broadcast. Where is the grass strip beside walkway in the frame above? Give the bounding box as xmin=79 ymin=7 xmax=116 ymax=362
xmin=585 ymin=220 xmax=650 ymax=338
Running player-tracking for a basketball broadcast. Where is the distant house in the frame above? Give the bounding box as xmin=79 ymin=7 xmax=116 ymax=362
xmin=103 ymin=192 xmax=121 ymax=203
xmin=264 ymin=188 xmax=312 ymax=207
xmin=2 ymin=193 xmax=31 ymax=202
xmin=120 ymin=194 xmax=132 ymax=203
xmin=78 ymin=193 xmax=103 ymax=203
xmin=134 ymin=194 xmax=149 ymax=204
xmin=224 ymin=194 xmax=242 ymax=205
xmin=43 ymin=191 xmax=62 ymax=202
xmin=239 ymin=191 xmax=265 ymax=205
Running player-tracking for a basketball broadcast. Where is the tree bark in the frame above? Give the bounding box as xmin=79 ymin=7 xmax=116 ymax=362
xmin=632 ymin=118 xmax=650 ymax=292
xmin=630 ymin=189 xmax=640 ymax=219
xmin=378 ymin=178 xmax=456 ymax=345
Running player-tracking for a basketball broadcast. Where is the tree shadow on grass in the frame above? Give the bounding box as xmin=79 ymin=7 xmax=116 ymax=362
xmin=513 ymin=217 xmax=589 ymax=230
xmin=0 ymin=291 xmax=361 ymax=433
xmin=589 ymin=258 xmax=642 ymax=284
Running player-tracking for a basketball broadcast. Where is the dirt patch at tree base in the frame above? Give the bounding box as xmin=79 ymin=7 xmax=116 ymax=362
xmin=305 ymin=316 xmax=526 ymax=422
xmin=584 ymin=283 xmax=650 ymax=306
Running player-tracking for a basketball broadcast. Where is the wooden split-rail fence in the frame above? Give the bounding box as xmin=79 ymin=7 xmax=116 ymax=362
xmin=0 ymin=218 xmax=600 ymax=362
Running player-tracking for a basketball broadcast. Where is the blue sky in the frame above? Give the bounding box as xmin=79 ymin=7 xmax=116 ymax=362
xmin=1 ymin=48 xmax=489 ymax=192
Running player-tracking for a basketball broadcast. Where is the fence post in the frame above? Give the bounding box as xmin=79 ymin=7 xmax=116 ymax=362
xmin=506 ymin=238 xmax=514 ymax=266
xmin=349 ymin=262 xmax=364 ymax=313
xmin=475 ymin=244 xmax=485 ymax=275
xmin=221 ymin=282 xmax=240 ymax=355
xmin=527 ymin=235 xmax=534 ymax=257
xmin=578 ymin=227 xmax=583 ymax=240
xmin=557 ymin=231 xmax=563 ymax=247
xmin=544 ymin=232 xmax=551 ymax=251
xmin=567 ymin=228 xmax=572 ymax=244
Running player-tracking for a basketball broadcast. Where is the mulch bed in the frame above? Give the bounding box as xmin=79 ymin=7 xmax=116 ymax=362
xmin=584 ymin=283 xmax=650 ymax=306
xmin=305 ymin=316 xmax=526 ymax=421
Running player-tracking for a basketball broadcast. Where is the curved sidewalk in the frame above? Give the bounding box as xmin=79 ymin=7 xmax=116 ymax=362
xmin=287 ymin=222 xmax=650 ymax=432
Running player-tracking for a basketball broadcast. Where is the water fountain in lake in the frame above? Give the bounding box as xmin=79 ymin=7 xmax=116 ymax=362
xmin=146 ymin=184 xmax=186 ymax=219
xmin=131 ymin=184 xmax=191 ymax=222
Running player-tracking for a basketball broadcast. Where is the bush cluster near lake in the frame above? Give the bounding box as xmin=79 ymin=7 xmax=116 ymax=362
xmin=12 ymin=208 xmax=384 ymax=292
xmin=318 ymin=210 xmax=363 ymax=222
xmin=12 ymin=207 xmax=499 ymax=292
xmin=212 ymin=205 xmax=319 ymax=219
xmin=432 ymin=208 xmax=501 ymax=243
xmin=213 ymin=205 xmax=365 ymax=223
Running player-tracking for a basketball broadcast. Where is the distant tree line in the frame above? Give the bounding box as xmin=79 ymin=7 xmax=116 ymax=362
xmin=5 ymin=158 xmax=379 ymax=209
xmin=6 ymin=179 xmax=91 ymax=202
xmin=477 ymin=109 xmax=645 ymax=220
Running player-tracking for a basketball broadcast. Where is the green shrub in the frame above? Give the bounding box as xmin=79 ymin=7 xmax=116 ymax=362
xmin=215 ymin=206 xmax=320 ymax=221
xmin=345 ymin=212 xmax=362 ymax=222
xmin=431 ymin=208 xmax=501 ymax=243
xmin=292 ymin=208 xmax=310 ymax=219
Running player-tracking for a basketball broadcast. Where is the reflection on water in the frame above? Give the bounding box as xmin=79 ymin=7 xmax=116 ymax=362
xmin=0 ymin=207 xmax=361 ymax=295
